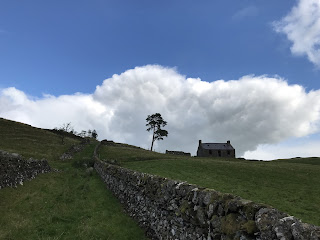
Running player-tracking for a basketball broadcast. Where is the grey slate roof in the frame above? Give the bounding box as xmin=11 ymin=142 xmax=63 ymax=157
xmin=201 ymin=143 xmax=234 ymax=150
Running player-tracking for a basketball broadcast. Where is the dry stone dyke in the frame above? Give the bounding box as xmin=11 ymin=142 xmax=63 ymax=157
xmin=94 ymin=159 xmax=320 ymax=240
xmin=60 ymin=139 xmax=90 ymax=160
xmin=166 ymin=150 xmax=191 ymax=156
xmin=0 ymin=150 xmax=51 ymax=189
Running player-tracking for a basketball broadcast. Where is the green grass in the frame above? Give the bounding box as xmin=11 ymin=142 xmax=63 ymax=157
xmin=0 ymin=119 xmax=147 ymax=240
xmin=99 ymin=144 xmax=320 ymax=226
xmin=0 ymin=118 xmax=79 ymax=161
xmin=98 ymin=143 xmax=182 ymax=164
xmin=276 ymin=157 xmax=320 ymax=166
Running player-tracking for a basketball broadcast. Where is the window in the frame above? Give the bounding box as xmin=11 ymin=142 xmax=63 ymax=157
xmin=209 ymin=150 xmax=212 ymax=155
xmin=218 ymin=150 xmax=221 ymax=157
xmin=227 ymin=150 xmax=230 ymax=156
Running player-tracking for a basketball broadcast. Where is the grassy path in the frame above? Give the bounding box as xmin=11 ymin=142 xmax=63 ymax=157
xmin=0 ymin=143 xmax=147 ymax=240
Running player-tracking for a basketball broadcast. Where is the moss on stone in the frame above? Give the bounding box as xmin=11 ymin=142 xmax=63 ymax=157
xmin=209 ymin=191 xmax=221 ymax=202
xmin=243 ymin=202 xmax=267 ymax=220
xmin=221 ymin=213 xmax=240 ymax=235
xmin=242 ymin=220 xmax=258 ymax=234
xmin=179 ymin=200 xmax=190 ymax=215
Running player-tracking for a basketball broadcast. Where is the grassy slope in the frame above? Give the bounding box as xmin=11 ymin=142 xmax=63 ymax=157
xmin=0 ymin=119 xmax=147 ymax=240
xmin=98 ymin=143 xmax=179 ymax=164
xmin=99 ymin=145 xmax=320 ymax=226
xmin=0 ymin=118 xmax=79 ymax=161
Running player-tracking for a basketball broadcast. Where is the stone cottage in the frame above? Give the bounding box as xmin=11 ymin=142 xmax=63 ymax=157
xmin=197 ymin=140 xmax=235 ymax=158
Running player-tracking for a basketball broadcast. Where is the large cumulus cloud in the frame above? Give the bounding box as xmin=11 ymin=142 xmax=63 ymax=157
xmin=1 ymin=65 xmax=320 ymax=157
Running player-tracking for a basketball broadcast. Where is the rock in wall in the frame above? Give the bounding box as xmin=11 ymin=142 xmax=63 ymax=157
xmin=94 ymin=160 xmax=320 ymax=240
xmin=0 ymin=150 xmax=51 ymax=189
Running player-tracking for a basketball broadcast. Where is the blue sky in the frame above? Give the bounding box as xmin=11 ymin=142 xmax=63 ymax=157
xmin=1 ymin=0 xmax=320 ymax=159
xmin=1 ymin=0 xmax=319 ymax=95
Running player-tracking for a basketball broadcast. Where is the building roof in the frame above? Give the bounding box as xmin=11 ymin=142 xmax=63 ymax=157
xmin=201 ymin=143 xmax=234 ymax=150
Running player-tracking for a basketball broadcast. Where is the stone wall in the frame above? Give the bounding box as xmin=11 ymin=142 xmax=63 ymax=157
xmin=0 ymin=150 xmax=51 ymax=189
xmin=60 ymin=139 xmax=90 ymax=160
xmin=94 ymin=160 xmax=320 ymax=240
xmin=166 ymin=150 xmax=191 ymax=156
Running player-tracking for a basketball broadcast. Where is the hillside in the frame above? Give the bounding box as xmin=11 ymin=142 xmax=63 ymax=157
xmin=1 ymin=117 xmax=319 ymax=239
xmin=98 ymin=144 xmax=320 ymax=226
xmin=0 ymin=118 xmax=79 ymax=162
xmin=0 ymin=118 xmax=147 ymax=239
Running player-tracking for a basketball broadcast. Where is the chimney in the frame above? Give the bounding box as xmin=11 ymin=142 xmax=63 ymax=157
xmin=227 ymin=140 xmax=230 ymax=144
xmin=199 ymin=140 xmax=202 ymax=145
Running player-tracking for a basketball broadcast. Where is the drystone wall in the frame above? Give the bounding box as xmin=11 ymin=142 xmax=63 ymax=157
xmin=95 ymin=160 xmax=320 ymax=240
xmin=60 ymin=139 xmax=90 ymax=160
xmin=0 ymin=150 xmax=51 ymax=189
xmin=166 ymin=150 xmax=191 ymax=156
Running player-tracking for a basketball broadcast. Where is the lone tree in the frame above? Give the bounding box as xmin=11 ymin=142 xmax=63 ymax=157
xmin=55 ymin=122 xmax=74 ymax=144
xmin=146 ymin=113 xmax=168 ymax=151
xmin=91 ymin=129 xmax=98 ymax=139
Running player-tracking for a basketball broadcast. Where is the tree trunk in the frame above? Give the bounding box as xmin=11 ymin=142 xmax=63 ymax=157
xmin=150 ymin=127 xmax=155 ymax=151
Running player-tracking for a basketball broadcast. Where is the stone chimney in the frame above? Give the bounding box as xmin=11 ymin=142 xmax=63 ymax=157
xmin=227 ymin=140 xmax=230 ymax=144
xmin=199 ymin=140 xmax=202 ymax=145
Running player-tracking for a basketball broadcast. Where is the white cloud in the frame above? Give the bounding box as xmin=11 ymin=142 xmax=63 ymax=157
xmin=1 ymin=65 xmax=320 ymax=158
xmin=0 ymin=87 xmax=108 ymax=134
xmin=232 ymin=6 xmax=259 ymax=20
xmin=243 ymin=138 xmax=320 ymax=160
xmin=273 ymin=0 xmax=320 ymax=67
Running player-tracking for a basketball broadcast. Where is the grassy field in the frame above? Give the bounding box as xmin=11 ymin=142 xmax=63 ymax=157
xmin=99 ymin=144 xmax=320 ymax=226
xmin=0 ymin=118 xmax=79 ymax=161
xmin=98 ymin=143 xmax=179 ymax=164
xmin=0 ymin=119 xmax=147 ymax=240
